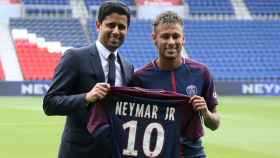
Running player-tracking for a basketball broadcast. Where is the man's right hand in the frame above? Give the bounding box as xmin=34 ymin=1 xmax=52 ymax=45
xmin=85 ymin=83 xmax=111 ymax=103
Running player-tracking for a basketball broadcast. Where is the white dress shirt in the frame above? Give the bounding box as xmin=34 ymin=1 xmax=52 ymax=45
xmin=96 ymin=40 xmax=123 ymax=86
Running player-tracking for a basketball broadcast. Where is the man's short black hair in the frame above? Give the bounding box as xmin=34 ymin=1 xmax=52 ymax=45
xmin=97 ymin=1 xmax=131 ymax=26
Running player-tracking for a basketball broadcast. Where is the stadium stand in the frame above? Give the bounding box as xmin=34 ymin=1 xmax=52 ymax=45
xmin=2 ymin=0 xmax=279 ymax=82
xmin=22 ymin=0 xmax=72 ymax=17
xmin=244 ymin=0 xmax=280 ymax=16
xmin=9 ymin=18 xmax=88 ymax=80
xmin=0 ymin=59 xmax=5 ymax=80
xmin=184 ymin=20 xmax=280 ymax=81
xmin=185 ymin=0 xmax=235 ymax=15
xmin=89 ymin=18 xmax=280 ymax=81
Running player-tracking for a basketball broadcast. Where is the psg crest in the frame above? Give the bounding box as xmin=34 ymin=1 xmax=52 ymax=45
xmin=186 ymin=85 xmax=198 ymax=96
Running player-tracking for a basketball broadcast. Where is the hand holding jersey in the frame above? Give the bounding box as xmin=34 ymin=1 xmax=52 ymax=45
xmin=189 ymin=95 xmax=220 ymax=131
xmin=189 ymin=95 xmax=207 ymax=113
xmin=85 ymin=83 xmax=111 ymax=103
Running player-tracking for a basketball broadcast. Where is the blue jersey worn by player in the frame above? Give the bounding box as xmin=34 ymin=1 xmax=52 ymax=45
xmin=128 ymin=58 xmax=219 ymax=157
xmin=87 ymin=86 xmax=193 ymax=158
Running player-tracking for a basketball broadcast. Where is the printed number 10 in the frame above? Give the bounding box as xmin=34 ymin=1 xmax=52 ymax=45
xmin=122 ymin=120 xmax=164 ymax=157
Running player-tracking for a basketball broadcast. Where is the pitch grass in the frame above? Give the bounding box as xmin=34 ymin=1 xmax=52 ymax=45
xmin=0 ymin=96 xmax=279 ymax=158
xmin=204 ymin=96 xmax=280 ymax=158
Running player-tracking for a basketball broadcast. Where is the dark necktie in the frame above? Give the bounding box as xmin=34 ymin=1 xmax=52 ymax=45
xmin=108 ymin=53 xmax=116 ymax=86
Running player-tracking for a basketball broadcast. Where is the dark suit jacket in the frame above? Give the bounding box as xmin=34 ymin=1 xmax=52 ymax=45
xmin=43 ymin=44 xmax=134 ymax=158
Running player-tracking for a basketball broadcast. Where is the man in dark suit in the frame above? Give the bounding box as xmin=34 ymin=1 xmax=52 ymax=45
xmin=43 ymin=1 xmax=134 ymax=158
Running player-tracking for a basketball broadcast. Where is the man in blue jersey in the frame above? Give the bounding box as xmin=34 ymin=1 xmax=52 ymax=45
xmin=128 ymin=11 xmax=220 ymax=158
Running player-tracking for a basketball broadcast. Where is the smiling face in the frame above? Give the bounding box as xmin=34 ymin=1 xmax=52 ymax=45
xmin=96 ymin=13 xmax=128 ymax=52
xmin=153 ymin=23 xmax=185 ymax=61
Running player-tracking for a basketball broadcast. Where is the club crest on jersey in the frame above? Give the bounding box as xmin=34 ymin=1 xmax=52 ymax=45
xmin=186 ymin=85 xmax=198 ymax=96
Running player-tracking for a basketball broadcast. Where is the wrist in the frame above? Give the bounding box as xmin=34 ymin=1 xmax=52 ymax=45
xmin=201 ymin=109 xmax=210 ymax=119
xmin=85 ymin=93 xmax=97 ymax=104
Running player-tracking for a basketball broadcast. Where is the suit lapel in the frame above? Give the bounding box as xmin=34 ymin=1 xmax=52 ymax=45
xmin=89 ymin=44 xmax=105 ymax=82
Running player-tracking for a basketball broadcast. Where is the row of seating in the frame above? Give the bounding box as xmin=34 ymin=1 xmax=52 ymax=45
xmin=25 ymin=8 xmax=72 ymax=17
xmin=22 ymin=0 xmax=135 ymax=18
xmin=93 ymin=19 xmax=280 ymax=81
xmin=9 ymin=18 xmax=280 ymax=82
xmin=20 ymin=0 xmax=280 ymax=17
xmin=22 ymin=0 xmax=71 ymax=17
xmin=245 ymin=0 xmax=280 ymax=15
xmin=184 ymin=0 xmax=234 ymax=15
xmin=23 ymin=0 xmax=69 ymax=5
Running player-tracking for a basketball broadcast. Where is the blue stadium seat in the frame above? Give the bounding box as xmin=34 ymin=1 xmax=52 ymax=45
xmin=185 ymin=0 xmax=235 ymax=15
xmin=23 ymin=0 xmax=72 ymax=17
xmin=23 ymin=0 xmax=70 ymax=5
xmin=245 ymin=0 xmax=280 ymax=16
